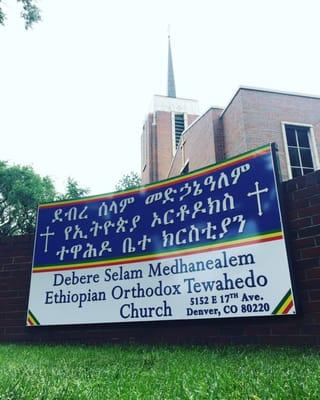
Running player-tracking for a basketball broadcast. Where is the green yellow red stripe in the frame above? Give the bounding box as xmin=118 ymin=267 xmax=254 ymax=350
xmin=27 ymin=310 xmax=40 ymax=326
xmin=272 ymin=290 xmax=294 ymax=315
xmin=39 ymin=144 xmax=271 ymax=209
xmin=32 ymin=230 xmax=282 ymax=273
xmin=282 ymin=299 xmax=294 ymax=314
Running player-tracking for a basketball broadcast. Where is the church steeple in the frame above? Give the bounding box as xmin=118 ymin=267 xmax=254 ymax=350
xmin=167 ymin=32 xmax=176 ymax=98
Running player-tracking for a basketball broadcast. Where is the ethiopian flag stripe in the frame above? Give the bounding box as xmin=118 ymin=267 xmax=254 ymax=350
xmin=33 ymin=230 xmax=283 ymax=273
xmin=272 ymin=290 xmax=294 ymax=315
xmin=27 ymin=310 xmax=40 ymax=326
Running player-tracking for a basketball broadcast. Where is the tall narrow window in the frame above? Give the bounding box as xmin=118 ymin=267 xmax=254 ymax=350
xmin=174 ymin=113 xmax=185 ymax=149
xmin=284 ymin=124 xmax=315 ymax=178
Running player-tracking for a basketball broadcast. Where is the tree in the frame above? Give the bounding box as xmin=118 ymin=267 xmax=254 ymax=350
xmin=58 ymin=177 xmax=89 ymax=200
xmin=0 ymin=0 xmax=41 ymax=29
xmin=115 ymin=171 xmax=141 ymax=191
xmin=0 ymin=161 xmax=55 ymax=235
xmin=0 ymin=161 xmax=88 ymax=236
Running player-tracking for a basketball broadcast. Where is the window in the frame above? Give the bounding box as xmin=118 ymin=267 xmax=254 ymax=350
xmin=284 ymin=124 xmax=317 ymax=178
xmin=174 ymin=113 xmax=185 ymax=149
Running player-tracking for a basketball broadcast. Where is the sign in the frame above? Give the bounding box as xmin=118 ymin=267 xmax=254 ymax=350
xmin=27 ymin=144 xmax=296 ymax=326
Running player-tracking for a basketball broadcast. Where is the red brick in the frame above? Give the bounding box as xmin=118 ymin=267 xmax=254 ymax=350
xmin=300 ymin=325 xmax=320 ymax=335
xmin=297 ymin=173 xmax=320 ymax=188
xmin=303 ymin=301 xmax=320 ymax=312
xmin=306 ymin=268 xmax=320 ymax=279
xmin=284 ymin=180 xmax=297 ymax=192
xmin=310 ymin=290 xmax=320 ymax=301
xmin=299 ymin=225 xmax=320 ymax=238
xmin=295 ymin=270 xmax=307 ymax=281
xmin=309 ymin=195 xmax=320 ymax=205
xmin=308 ymin=313 xmax=320 ymax=323
xmin=4 ymin=326 xmax=27 ymax=335
xmin=2 ymin=263 xmax=31 ymax=272
xmin=287 ymin=208 xmax=299 ymax=219
xmin=12 ymin=256 xmax=32 ymax=264
xmin=295 ymin=258 xmax=320 ymax=269
xmin=297 ymin=292 xmax=309 ymax=305
xmin=294 ymin=185 xmax=320 ymax=200
xmin=299 ymin=278 xmax=320 ymax=289
xmin=294 ymin=237 xmax=315 ymax=249
xmin=285 ymin=336 xmax=318 ymax=346
xmin=301 ymin=247 xmax=320 ymax=259
xmin=290 ymin=248 xmax=301 ymax=260
xmin=271 ymin=324 xmax=300 ymax=335
xmin=2 ymin=302 xmax=26 ymax=312
xmin=2 ymin=295 xmax=28 ymax=305
xmin=289 ymin=217 xmax=312 ymax=229
xmin=259 ymin=335 xmax=310 ymax=346
xmin=0 ymin=257 xmax=14 ymax=266
xmin=2 ymin=318 xmax=25 ymax=327
xmin=3 ymin=311 xmax=26 ymax=320
xmin=244 ymin=326 xmax=271 ymax=336
xmin=299 ymin=205 xmax=320 ymax=218
xmin=292 ymin=198 xmax=309 ymax=209
xmin=313 ymin=215 xmax=320 ymax=224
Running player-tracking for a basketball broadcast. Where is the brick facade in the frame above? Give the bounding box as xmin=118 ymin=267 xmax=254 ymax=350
xmin=142 ymin=111 xmax=198 ymax=183
xmin=141 ymin=95 xmax=199 ymax=185
xmin=1 ymin=171 xmax=320 ymax=345
xmin=168 ymin=108 xmax=223 ymax=177
xmin=167 ymin=87 xmax=320 ymax=182
xmin=223 ymin=89 xmax=320 ymax=180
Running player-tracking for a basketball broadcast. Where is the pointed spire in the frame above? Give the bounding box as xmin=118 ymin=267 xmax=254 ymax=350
xmin=167 ymin=29 xmax=176 ymax=98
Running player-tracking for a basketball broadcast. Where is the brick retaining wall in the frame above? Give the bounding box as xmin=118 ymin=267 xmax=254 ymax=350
xmin=1 ymin=171 xmax=320 ymax=345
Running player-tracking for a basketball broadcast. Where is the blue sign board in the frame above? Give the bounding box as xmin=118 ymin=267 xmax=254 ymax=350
xmin=27 ymin=144 xmax=296 ymax=326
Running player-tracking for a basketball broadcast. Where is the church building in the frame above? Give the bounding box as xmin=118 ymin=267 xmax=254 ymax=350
xmin=141 ymin=36 xmax=320 ymax=184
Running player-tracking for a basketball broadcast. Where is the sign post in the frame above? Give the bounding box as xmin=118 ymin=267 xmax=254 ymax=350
xmin=27 ymin=144 xmax=296 ymax=326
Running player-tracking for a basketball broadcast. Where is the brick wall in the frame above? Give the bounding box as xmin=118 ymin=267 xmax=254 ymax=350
xmin=1 ymin=171 xmax=320 ymax=345
xmin=155 ymin=111 xmax=198 ymax=181
xmin=168 ymin=108 xmax=223 ymax=178
xmin=222 ymin=90 xmax=247 ymax=160
xmin=142 ymin=110 xmax=199 ymax=184
xmin=223 ymin=89 xmax=320 ymax=180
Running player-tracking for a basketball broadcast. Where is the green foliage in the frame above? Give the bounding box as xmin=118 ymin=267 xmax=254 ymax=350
xmin=0 ymin=161 xmax=88 ymax=236
xmin=0 ymin=6 xmax=4 ymax=26
xmin=0 ymin=161 xmax=55 ymax=236
xmin=0 ymin=345 xmax=320 ymax=399
xmin=0 ymin=0 xmax=41 ymax=29
xmin=115 ymin=171 xmax=141 ymax=191
xmin=58 ymin=177 xmax=89 ymax=201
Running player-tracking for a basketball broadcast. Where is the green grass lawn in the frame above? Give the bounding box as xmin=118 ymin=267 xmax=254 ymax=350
xmin=0 ymin=344 xmax=319 ymax=400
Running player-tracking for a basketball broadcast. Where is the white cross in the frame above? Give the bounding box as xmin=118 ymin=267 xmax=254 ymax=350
xmin=247 ymin=181 xmax=269 ymax=216
xmin=39 ymin=226 xmax=55 ymax=253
